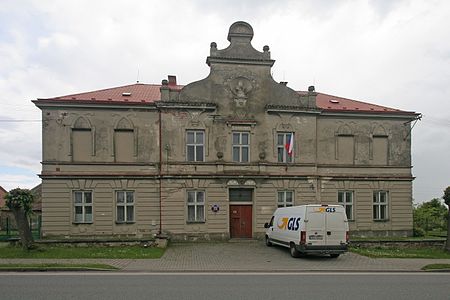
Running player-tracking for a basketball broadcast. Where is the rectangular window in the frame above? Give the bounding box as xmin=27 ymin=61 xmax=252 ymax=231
xmin=187 ymin=190 xmax=205 ymax=222
xmin=338 ymin=191 xmax=354 ymax=220
xmin=277 ymin=191 xmax=294 ymax=207
xmin=277 ymin=132 xmax=293 ymax=163
xmin=72 ymin=129 xmax=92 ymax=161
xmin=338 ymin=135 xmax=354 ymax=164
xmin=116 ymin=191 xmax=134 ymax=223
xmin=186 ymin=130 xmax=204 ymax=162
xmin=373 ymin=191 xmax=389 ymax=221
xmin=373 ymin=136 xmax=388 ymax=165
xmin=115 ymin=129 xmax=134 ymax=162
xmin=232 ymin=132 xmax=250 ymax=162
xmin=73 ymin=191 xmax=93 ymax=223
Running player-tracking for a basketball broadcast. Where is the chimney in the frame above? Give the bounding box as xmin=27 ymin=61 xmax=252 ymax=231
xmin=307 ymin=85 xmax=317 ymax=108
xmin=160 ymin=79 xmax=170 ymax=101
xmin=168 ymin=75 xmax=177 ymax=86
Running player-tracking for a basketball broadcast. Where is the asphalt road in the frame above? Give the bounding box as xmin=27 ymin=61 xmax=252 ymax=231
xmin=0 ymin=272 xmax=449 ymax=300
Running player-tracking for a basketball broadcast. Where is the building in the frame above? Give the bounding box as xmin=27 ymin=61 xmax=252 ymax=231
xmin=0 ymin=186 xmax=7 ymax=209
xmin=33 ymin=22 xmax=420 ymax=240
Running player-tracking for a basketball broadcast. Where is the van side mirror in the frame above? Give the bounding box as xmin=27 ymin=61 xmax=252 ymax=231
xmin=264 ymin=222 xmax=270 ymax=229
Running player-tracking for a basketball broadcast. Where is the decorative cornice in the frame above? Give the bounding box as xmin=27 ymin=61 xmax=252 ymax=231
xmin=156 ymin=101 xmax=217 ymax=110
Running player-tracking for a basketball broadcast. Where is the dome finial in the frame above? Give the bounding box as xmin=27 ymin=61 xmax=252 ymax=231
xmin=227 ymin=21 xmax=254 ymax=42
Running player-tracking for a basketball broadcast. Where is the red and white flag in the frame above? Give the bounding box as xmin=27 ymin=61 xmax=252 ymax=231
xmin=285 ymin=134 xmax=294 ymax=156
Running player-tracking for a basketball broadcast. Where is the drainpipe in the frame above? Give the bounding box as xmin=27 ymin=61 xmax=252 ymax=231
xmin=158 ymin=108 xmax=162 ymax=235
xmin=158 ymin=79 xmax=170 ymax=236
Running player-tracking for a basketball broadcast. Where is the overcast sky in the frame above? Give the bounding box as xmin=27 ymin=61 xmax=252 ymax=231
xmin=0 ymin=0 xmax=449 ymax=204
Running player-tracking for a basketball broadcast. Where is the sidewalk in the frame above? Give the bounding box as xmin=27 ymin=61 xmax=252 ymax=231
xmin=2 ymin=240 xmax=450 ymax=272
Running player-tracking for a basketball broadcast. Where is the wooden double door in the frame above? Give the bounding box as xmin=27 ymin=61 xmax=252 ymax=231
xmin=229 ymin=205 xmax=252 ymax=238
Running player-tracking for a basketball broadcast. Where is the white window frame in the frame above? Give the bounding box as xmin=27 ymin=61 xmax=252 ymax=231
xmin=373 ymin=190 xmax=389 ymax=221
xmin=187 ymin=190 xmax=205 ymax=222
xmin=277 ymin=190 xmax=294 ymax=207
xmin=277 ymin=132 xmax=294 ymax=163
xmin=73 ymin=191 xmax=93 ymax=223
xmin=338 ymin=190 xmax=354 ymax=220
xmin=116 ymin=191 xmax=135 ymax=223
xmin=232 ymin=131 xmax=250 ymax=163
xmin=186 ymin=130 xmax=205 ymax=162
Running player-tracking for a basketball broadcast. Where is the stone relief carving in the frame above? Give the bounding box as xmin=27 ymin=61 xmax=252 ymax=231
xmin=336 ymin=123 xmax=354 ymax=136
xmin=280 ymin=123 xmax=292 ymax=130
xmin=187 ymin=110 xmax=207 ymax=127
xmin=73 ymin=116 xmax=91 ymax=129
xmin=258 ymin=134 xmax=268 ymax=160
xmin=372 ymin=124 xmax=388 ymax=136
xmin=188 ymin=111 xmax=201 ymax=127
xmin=224 ymin=74 xmax=259 ymax=108
xmin=214 ymin=135 xmax=227 ymax=156
xmin=229 ymin=76 xmax=253 ymax=106
xmin=116 ymin=117 xmax=133 ymax=130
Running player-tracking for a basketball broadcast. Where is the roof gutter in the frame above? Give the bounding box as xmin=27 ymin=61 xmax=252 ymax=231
xmin=320 ymin=111 xmax=420 ymax=119
xmin=32 ymin=100 xmax=157 ymax=110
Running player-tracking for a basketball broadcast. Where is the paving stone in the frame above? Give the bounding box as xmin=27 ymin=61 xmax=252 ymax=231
xmin=2 ymin=241 xmax=450 ymax=272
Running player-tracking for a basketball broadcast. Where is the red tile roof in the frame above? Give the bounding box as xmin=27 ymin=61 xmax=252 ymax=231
xmin=37 ymin=83 xmax=415 ymax=114
xmin=314 ymin=92 xmax=409 ymax=114
xmin=39 ymin=83 xmax=182 ymax=104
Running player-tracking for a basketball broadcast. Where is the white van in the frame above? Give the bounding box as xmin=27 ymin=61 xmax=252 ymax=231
xmin=264 ymin=204 xmax=349 ymax=258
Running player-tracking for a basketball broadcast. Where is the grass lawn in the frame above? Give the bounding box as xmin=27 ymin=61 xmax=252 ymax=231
xmin=350 ymin=246 xmax=450 ymax=259
xmin=421 ymin=264 xmax=450 ymax=271
xmin=0 ymin=244 xmax=165 ymax=259
xmin=350 ymin=236 xmax=446 ymax=241
xmin=0 ymin=263 xmax=118 ymax=271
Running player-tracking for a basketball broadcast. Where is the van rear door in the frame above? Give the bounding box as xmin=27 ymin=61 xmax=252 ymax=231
xmin=305 ymin=207 xmax=326 ymax=246
xmin=325 ymin=208 xmax=347 ymax=246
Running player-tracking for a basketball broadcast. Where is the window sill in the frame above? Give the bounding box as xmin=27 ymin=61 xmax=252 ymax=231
xmin=72 ymin=222 xmax=93 ymax=225
xmin=373 ymin=219 xmax=390 ymax=222
xmin=186 ymin=221 xmax=206 ymax=224
xmin=115 ymin=221 xmax=135 ymax=225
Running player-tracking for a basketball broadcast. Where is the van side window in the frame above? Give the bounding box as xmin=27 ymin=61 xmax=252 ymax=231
xmin=269 ymin=216 xmax=274 ymax=227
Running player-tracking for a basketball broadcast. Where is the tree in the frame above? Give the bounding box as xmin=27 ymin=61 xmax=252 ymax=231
xmin=413 ymin=198 xmax=447 ymax=237
xmin=4 ymin=188 xmax=34 ymax=250
xmin=444 ymin=186 xmax=450 ymax=252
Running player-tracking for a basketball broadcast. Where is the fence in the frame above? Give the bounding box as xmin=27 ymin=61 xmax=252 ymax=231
xmin=0 ymin=215 xmax=41 ymax=241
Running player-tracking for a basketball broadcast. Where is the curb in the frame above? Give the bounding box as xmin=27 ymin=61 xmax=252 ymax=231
xmin=0 ymin=267 xmax=118 ymax=272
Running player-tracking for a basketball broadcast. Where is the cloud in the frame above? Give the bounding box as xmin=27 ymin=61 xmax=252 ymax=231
xmin=0 ymin=172 xmax=40 ymax=191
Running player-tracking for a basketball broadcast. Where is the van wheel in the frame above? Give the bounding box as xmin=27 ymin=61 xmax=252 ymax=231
xmin=265 ymin=235 xmax=272 ymax=247
xmin=330 ymin=254 xmax=340 ymax=258
xmin=290 ymin=243 xmax=301 ymax=258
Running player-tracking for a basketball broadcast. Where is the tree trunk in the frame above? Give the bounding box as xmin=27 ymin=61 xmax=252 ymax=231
xmin=11 ymin=207 xmax=34 ymax=250
xmin=446 ymin=209 xmax=450 ymax=252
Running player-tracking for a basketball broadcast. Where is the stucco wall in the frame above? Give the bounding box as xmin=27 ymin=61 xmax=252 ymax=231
xmin=37 ymin=21 xmax=416 ymax=240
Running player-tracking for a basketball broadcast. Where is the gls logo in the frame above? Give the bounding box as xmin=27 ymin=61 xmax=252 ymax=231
xmin=277 ymin=217 xmax=301 ymax=231
xmin=317 ymin=207 xmax=336 ymax=213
